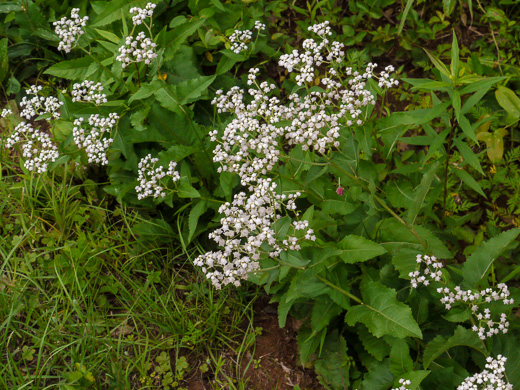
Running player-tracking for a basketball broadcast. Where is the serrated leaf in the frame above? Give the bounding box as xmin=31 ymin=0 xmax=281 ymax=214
xmin=315 ymin=331 xmax=350 ymax=389
xmin=130 ymin=106 xmax=150 ymax=131
xmin=336 ymin=235 xmax=386 ymax=264
xmin=358 ymin=325 xmax=390 ymax=361
xmin=44 ymin=56 xmax=95 ymax=80
xmin=128 ymin=81 xmax=162 ymax=104
xmin=423 ymin=326 xmax=485 ymax=369
xmin=390 ymin=339 xmax=413 ymax=376
xmin=345 ymin=277 xmax=422 ymax=339
xmin=362 ymin=360 xmax=394 ymax=390
xmin=462 ymin=228 xmax=520 ymax=288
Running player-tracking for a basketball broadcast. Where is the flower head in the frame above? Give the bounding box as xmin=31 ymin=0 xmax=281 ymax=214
xmin=53 ymin=8 xmax=88 ymax=53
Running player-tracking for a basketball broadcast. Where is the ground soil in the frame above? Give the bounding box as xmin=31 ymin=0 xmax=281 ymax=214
xmin=186 ymin=298 xmax=322 ymax=390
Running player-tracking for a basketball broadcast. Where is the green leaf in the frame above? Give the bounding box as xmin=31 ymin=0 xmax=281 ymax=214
xmin=459 ymin=76 xmax=506 ymax=95
xmin=315 ymin=331 xmax=350 ymax=389
xmin=155 ymin=76 xmax=215 ymax=113
xmin=297 ymin=326 xmax=324 ymax=364
xmin=495 ymin=86 xmax=520 ymax=123
xmin=128 ymin=80 xmax=162 ymax=104
xmin=311 ymin=298 xmax=343 ymax=336
xmin=358 ymin=325 xmax=390 ymax=361
xmin=453 ymin=89 xmax=461 ymax=120
xmin=0 ymin=38 xmax=8 ymax=84
xmin=345 ymin=277 xmax=422 ymax=339
xmin=477 ymin=128 xmax=508 ymax=163
xmin=186 ymin=201 xmax=206 ymax=244
xmin=406 ymin=161 xmax=440 ymax=226
xmin=424 ymin=50 xmax=451 ymax=79
xmin=336 ymin=235 xmax=386 ymax=264
xmin=177 ymin=183 xmax=200 ymax=198
xmin=461 ymin=78 xmax=506 ymax=114
xmin=390 ymin=339 xmax=413 ymax=376
xmin=443 ymin=0 xmax=456 ymax=15
xmin=453 ymin=168 xmax=486 ymax=197
xmin=453 ymin=138 xmax=484 ymax=175
xmin=130 ymin=106 xmax=151 ymax=132
xmin=396 ymin=371 xmax=430 ymax=390
xmin=0 ymin=3 xmax=22 ymax=13
xmin=321 ymin=200 xmax=356 ymax=215
xmin=44 ymin=56 xmax=95 ymax=80
xmin=450 ymin=32 xmax=459 ymax=80
xmin=423 ymin=326 xmax=485 ymax=369
xmin=462 ymin=228 xmax=520 ymax=288
xmin=397 ymin=0 xmax=415 ymax=35
xmin=458 ymin=114 xmax=478 ymax=144
xmin=361 ymin=360 xmax=394 ymax=390
xmin=164 ymin=17 xmax=208 ymax=60
xmin=95 ymin=28 xmax=121 ymax=44
xmin=92 ymin=0 xmax=144 ymax=27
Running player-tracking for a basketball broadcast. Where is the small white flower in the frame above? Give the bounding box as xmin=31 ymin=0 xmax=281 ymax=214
xmin=69 ymin=80 xmax=107 ymax=104
xmin=135 ymin=154 xmax=180 ymax=200
xmin=73 ymin=113 xmax=118 ymax=165
xmin=116 ymin=31 xmax=157 ymax=68
xmin=20 ymin=85 xmax=63 ymax=121
xmin=129 ymin=3 xmax=156 ymax=26
xmin=4 ymin=122 xmax=59 ymax=173
xmin=53 ymin=8 xmax=89 ymax=53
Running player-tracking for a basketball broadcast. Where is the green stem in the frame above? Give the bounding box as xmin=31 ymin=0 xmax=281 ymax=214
xmin=316 ymin=275 xmax=363 ymax=305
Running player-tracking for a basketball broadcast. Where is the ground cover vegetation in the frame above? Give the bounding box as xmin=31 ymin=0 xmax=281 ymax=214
xmin=1 ymin=0 xmax=520 ymax=389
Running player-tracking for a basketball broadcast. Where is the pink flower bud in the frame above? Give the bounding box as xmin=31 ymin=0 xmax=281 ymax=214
xmin=336 ymin=187 xmax=344 ymax=196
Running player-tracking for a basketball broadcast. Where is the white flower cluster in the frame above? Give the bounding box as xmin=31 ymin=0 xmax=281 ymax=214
xmin=1 ymin=108 xmax=12 ymax=118
xmin=392 ymin=379 xmax=411 ymax=390
xmin=437 ymin=284 xmax=513 ymax=340
xmin=411 ymin=254 xmax=514 ymax=340
xmin=254 ymin=21 xmax=266 ymax=31
xmin=20 ymin=86 xmax=63 ymax=121
xmin=135 ymin=154 xmax=180 ymax=200
xmin=229 ymin=22 xmax=265 ymax=54
xmin=70 ymin=80 xmax=107 ymax=104
xmin=130 ymin=3 xmax=156 ymax=26
xmin=116 ymin=31 xmax=157 ymax=68
xmin=53 ymin=8 xmax=88 ymax=53
xmin=72 ymin=113 xmax=118 ymax=165
xmin=213 ymin=26 xmax=398 ymax=172
xmin=194 ymin=178 xmax=314 ymax=289
xmin=229 ymin=29 xmax=252 ymax=54
xmin=409 ymin=254 xmax=444 ymax=288
xmin=5 ymin=122 xmax=59 ymax=173
xmin=457 ymin=355 xmax=512 ymax=390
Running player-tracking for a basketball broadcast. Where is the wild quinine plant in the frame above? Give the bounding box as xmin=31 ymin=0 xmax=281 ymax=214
xmin=191 ymin=20 xmax=520 ymax=390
